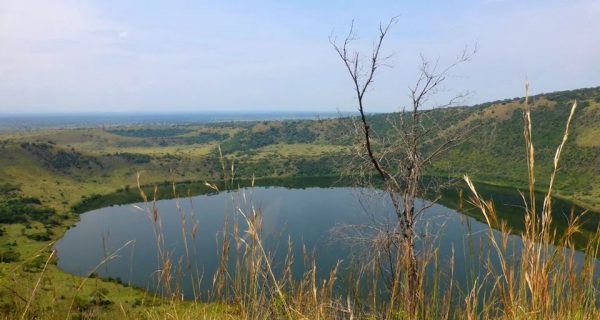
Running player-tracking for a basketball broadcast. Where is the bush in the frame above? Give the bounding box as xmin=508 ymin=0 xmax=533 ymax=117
xmin=22 ymin=255 xmax=46 ymax=272
xmin=0 ymin=195 xmax=55 ymax=224
xmin=26 ymin=229 xmax=53 ymax=241
xmin=0 ymin=249 xmax=21 ymax=263
xmin=114 ymin=152 xmax=152 ymax=164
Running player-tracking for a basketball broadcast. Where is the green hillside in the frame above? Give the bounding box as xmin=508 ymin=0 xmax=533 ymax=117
xmin=1 ymin=86 xmax=599 ymax=212
xmin=429 ymin=87 xmax=600 ymax=209
xmin=0 ymin=86 xmax=599 ymax=318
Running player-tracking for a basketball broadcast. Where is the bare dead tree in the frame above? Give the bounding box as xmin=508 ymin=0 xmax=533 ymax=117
xmin=331 ymin=18 xmax=475 ymax=316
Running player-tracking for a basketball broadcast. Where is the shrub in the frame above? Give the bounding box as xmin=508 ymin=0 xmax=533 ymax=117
xmin=0 ymin=249 xmax=20 ymax=263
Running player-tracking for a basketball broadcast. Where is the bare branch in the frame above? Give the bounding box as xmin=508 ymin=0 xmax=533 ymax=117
xmin=330 ymin=17 xmax=398 ymax=183
xmin=333 ymin=18 xmax=475 ymax=313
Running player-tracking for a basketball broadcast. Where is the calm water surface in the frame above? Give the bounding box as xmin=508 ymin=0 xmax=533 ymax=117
xmin=55 ymin=184 xmax=599 ymax=298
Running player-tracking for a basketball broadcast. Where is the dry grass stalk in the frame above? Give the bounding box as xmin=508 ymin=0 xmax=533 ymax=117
xmin=463 ymin=83 xmax=598 ymax=319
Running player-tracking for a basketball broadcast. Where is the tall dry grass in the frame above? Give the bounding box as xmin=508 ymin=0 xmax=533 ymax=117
xmin=462 ymin=83 xmax=599 ymax=319
xmin=132 ymin=167 xmax=350 ymax=319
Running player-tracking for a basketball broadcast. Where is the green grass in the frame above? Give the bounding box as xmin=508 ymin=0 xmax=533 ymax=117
xmin=0 ymin=85 xmax=599 ymax=318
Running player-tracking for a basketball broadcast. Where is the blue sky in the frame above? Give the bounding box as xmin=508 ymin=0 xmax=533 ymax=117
xmin=0 ymin=0 xmax=598 ymax=113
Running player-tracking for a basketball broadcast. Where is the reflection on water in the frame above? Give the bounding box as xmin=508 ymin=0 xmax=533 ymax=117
xmin=55 ymin=180 xmax=599 ymax=299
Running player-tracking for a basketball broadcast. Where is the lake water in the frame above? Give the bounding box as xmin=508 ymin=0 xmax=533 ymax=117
xmin=55 ymin=181 xmax=599 ymax=299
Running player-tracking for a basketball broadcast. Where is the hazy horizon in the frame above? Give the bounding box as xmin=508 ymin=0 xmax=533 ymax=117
xmin=0 ymin=110 xmax=351 ymax=116
xmin=0 ymin=110 xmax=356 ymax=131
xmin=1 ymin=0 xmax=598 ymax=113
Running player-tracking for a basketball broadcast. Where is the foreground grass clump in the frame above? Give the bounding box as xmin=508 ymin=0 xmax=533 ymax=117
xmin=461 ymin=92 xmax=599 ymax=319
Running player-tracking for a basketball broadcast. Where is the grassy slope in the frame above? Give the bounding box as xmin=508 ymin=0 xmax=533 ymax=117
xmin=0 ymin=122 xmax=347 ymax=318
xmin=2 ymin=87 xmax=598 ymax=210
xmin=429 ymin=87 xmax=600 ymax=209
xmin=0 ymin=86 xmax=599 ymax=318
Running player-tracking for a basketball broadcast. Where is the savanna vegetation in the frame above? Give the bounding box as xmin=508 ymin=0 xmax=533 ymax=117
xmin=0 ymin=84 xmax=599 ymax=318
